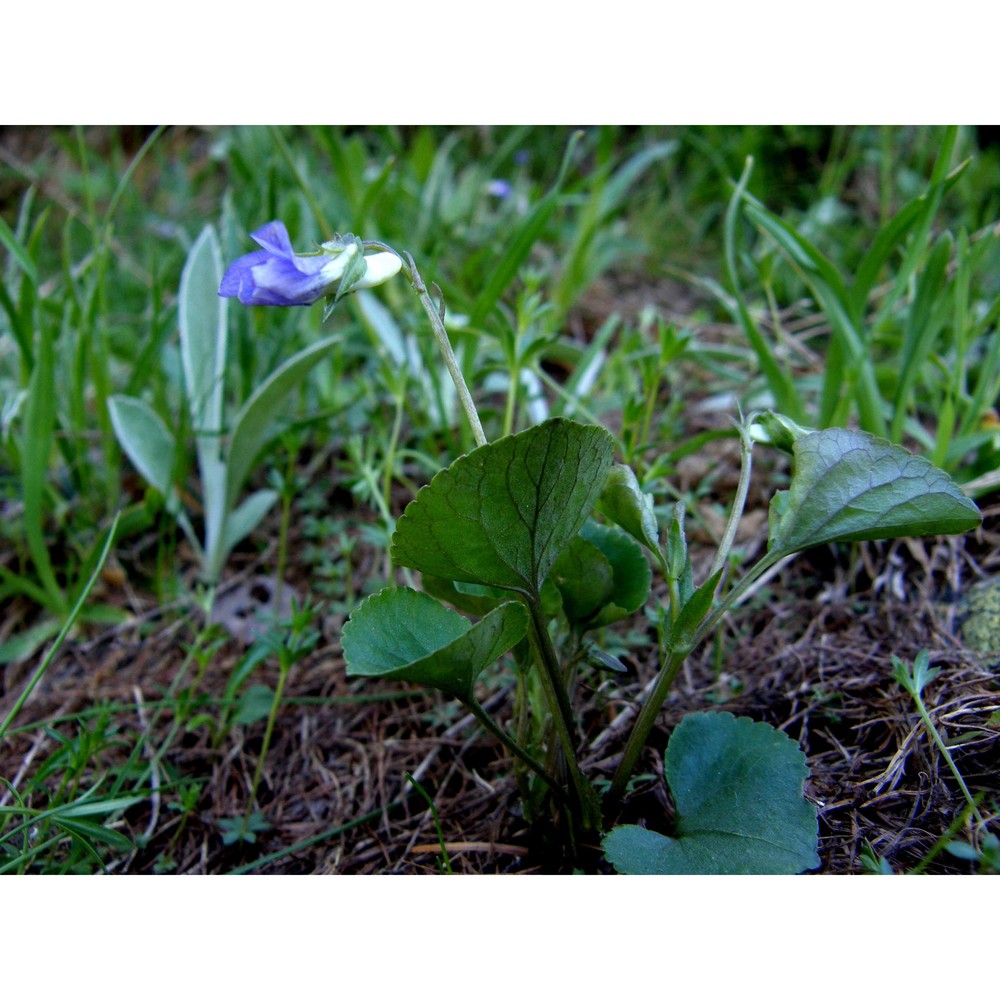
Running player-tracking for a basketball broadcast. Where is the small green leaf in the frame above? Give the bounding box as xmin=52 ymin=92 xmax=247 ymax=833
xmin=891 ymin=649 xmax=939 ymax=698
xmin=577 ymin=521 xmax=651 ymax=628
xmin=232 ymin=684 xmax=276 ymax=727
xmin=597 ymin=464 xmax=660 ymax=555
xmin=583 ymin=644 xmax=628 ymax=674
xmin=218 ymin=811 xmax=271 ymax=846
xmin=391 ymin=418 xmax=616 ymax=595
xmin=667 ymin=568 xmax=723 ymax=652
xmin=665 ymin=502 xmax=694 ymax=604
xmin=342 ymin=587 xmax=529 ymax=702
xmin=769 ymin=427 xmax=981 ymax=556
xmin=603 ymin=712 xmax=819 ymax=875
xmin=550 ymin=535 xmax=614 ymax=624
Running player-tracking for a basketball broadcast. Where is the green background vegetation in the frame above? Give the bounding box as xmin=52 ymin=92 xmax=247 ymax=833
xmin=1 ymin=125 xmax=997 ymax=873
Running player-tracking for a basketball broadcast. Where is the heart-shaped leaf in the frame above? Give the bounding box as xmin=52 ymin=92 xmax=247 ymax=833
xmin=603 ymin=712 xmax=819 ymax=874
xmin=769 ymin=427 xmax=980 ymax=556
xmin=391 ymin=418 xmax=616 ymax=595
xmin=342 ymin=587 xmax=528 ymax=702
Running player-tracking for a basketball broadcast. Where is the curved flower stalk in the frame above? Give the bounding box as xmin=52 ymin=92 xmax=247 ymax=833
xmin=219 ymin=221 xmax=401 ymax=307
xmin=222 ymin=221 xmax=486 ymax=448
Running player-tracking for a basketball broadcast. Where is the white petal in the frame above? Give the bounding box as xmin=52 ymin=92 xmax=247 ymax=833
xmin=354 ymin=252 xmax=403 ymax=290
xmin=317 ymin=243 xmax=358 ymax=283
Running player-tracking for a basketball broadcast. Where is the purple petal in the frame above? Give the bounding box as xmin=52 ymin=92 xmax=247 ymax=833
xmin=219 ymin=250 xmax=269 ymax=299
xmin=231 ymin=254 xmax=335 ymax=306
xmin=249 ymin=220 xmax=295 ymax=258
xmin=219 ymin=221 xmax=348 ymax=305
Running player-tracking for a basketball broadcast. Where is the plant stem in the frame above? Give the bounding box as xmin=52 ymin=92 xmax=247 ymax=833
xmin=273 ymin=446 xmax=296 ymax=619
xmin=383 ymin=391 xmax=405 ymax=517
xmin=606 ymin=646 xmax=687 ymax=809
xmin=523 ymin=595 xmax=600 ymax=832
xmin=608 ymin=421 xmax=758 ymax=808
xmin=909 ymin=684 xmax=985 ymax=829
xmin=708 ymin=416 xmax=754 ymax=579
xmin=502 ymin=362 xmax=519 ymax=438
xmin=246 ymin=660 xmax=291 ymax=817
xmin=394 ymin=249 xmax=487 ymax=448
xmin=464 ymin=698 xmax=571 ymax=809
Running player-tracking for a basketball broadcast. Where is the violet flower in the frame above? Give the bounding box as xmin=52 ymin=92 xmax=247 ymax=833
xmin=485 ymin=179 xmax=513 ymax=199
xmin=219 ymin=220 xmax=401 ymax=306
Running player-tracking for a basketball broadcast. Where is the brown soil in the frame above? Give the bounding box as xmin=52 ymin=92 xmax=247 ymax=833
xmin=3 ymin=487 xmax=997 ymax=874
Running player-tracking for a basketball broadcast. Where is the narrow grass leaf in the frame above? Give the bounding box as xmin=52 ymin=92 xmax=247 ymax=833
xmin=470 ymin=132 xmax=583 ymax=327
xmin=722 ymin=161 xmax=799 ymax=419
xmin=20 ymin=312 xmax=63 ymax=610
xmin=889 ymin=231 xmax=952 ymax=442
xmin=742 ymin=198 xmax=884 ymax=433
xmin=0 ymin=210 xmax=37 ymax=285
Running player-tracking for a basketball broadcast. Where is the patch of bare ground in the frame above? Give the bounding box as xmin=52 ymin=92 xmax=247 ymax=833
xmin=2 ymin=495 xmax=996 ymax=874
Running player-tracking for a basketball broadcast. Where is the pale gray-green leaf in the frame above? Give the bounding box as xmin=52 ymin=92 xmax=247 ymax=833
xmin=226 ymin=334 xmax=341 ymax=508
xmin=220 ymin=489 xmax=279 ymax=564
xmin=179 ymin=226 xmax=227 ymax=464
xmin=108 ymin=394 xmax=176 ymax=498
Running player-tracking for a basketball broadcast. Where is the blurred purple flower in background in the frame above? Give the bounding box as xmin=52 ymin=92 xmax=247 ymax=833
xmin=219 ymin=221 xmax=400 ymax=306
xmin=485 ymin=179 xmax=513 ymax=199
